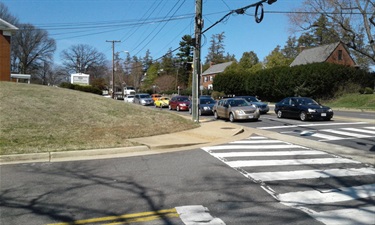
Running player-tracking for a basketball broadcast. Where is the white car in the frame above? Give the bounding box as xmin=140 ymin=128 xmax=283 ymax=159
xmin=124 ymin=95 xmax=135 ymax=103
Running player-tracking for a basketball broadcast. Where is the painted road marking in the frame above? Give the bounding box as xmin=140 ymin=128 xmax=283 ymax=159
xmin=310 ymin=206 xmax=375 ymax=225
xmin=226 ymin=158 xmax=360 ymax=168
xmin=47 ymin=208 xmax=179 ymax=225
xmin=246 ymin=167 xmax=375 ymax=182
xmin=176 ymin=205 xmax=225 ymax=225
xmin=321 ymin=129 xmax=374 ymax=139
xmin=341 ymin=127 xmax=375 ymax=134
xmin=47 ymin=206 xmax=225 ymax=225
xmin=279 ymin=184 xmax=375 ymax=206
xmin=230 ymin=140 xmax=285 ymax=144
xmin=211 ymin=150 xmax=327 ymax=158
xmin=202 ymin=144 xmax=306 ymax=151
xmin=257 ymin=122 xmax=368 ymax=130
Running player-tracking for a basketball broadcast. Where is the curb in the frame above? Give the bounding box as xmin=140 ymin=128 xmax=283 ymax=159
xmin=0 ymin=146 xmax=149 ymax=165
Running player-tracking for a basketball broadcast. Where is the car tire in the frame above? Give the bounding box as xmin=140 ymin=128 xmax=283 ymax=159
xmin=277 ymin=110 xmax=283 ymax=118
xmin=214 ymin=111 xmax=219 ymax=120
xmin=300 ymin=111 xmax=307 ymax=121
xmin=229 ymin=113 xmax=235 ymax=122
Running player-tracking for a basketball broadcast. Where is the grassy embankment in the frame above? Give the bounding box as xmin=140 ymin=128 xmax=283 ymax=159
xmin=0 ymin=82 xmax=198 ymax=155
xmin=322 ymin=93 xmax=375 ymax=111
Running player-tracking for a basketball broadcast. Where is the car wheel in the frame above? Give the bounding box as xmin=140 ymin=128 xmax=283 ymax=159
xmin=277 ymin=110 xmax=283 ymax=118
xmin=229 ymin=113 xmax=235 ymax=122
xmin=177 ymin=106 xmax=180 ymax=111
xmin=300 ymin=111 xmax=307 ymax=121
xmin=214 ymin=111 xmax=219 ymax=120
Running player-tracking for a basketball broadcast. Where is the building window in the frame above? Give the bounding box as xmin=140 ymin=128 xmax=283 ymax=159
xmin=210 ymin=76 xmax=213 ymax=81
xmin=204 ymin=76 xmax=208 ymax=82
xmin=338 ymin=50 xmax=343 ymax=60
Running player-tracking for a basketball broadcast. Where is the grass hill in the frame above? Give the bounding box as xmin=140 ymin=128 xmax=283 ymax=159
xmin=0 ymin=82 xmax=198 ymax=155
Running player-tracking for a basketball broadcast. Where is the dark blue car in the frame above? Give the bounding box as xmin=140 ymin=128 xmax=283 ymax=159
xmin=189 ymin=96 xmax=216 ymax=116
xmin=274 ymin=97 xmax=333 ymax=121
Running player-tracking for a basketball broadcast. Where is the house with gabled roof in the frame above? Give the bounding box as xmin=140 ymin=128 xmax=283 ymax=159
xmin=0 ymin=18 xmax=18 ymax=82
xmin=290 ymin=42 xmax=356 ymax=67
xmin=201 ymin=61 xmax=233 ymax=90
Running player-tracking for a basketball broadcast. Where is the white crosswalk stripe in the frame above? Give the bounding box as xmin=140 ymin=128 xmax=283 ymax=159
xmin=341 ymin=127 xmax=375 ymax=134
xmin=247 ymin=167 xmax=375 ymax=182
xmin=201 ymin=136 xmax=375 ymax=225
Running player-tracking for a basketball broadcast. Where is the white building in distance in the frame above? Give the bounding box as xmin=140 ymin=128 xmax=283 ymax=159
xmin=71 ymin=73 xmax=90 ymax=85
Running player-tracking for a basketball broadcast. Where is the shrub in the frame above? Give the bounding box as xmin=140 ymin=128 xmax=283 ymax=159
xmin=364 ymin=87 xmax=374 ymax=94
xmin=60 ymin=82 xmax=102 ymax=95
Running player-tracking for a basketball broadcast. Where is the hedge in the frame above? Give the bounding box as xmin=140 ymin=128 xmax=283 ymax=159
xmin=213 ymin=63 xmax=374 ymax=102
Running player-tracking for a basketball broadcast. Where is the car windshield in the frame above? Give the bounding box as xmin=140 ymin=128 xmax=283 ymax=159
xmin=244 ymin=96 xmax=259 ymax=102
xmin=140 ymin=94 xmax=151 ymax=98
xmin=159 ymin=97 xmax=169 ymax=101
xmin=296 ymin=98 xmax=318 ymax=105
xmin=200 ymin=99 xmax=215 ymax=104
xmin=228 ymin=99 xmax=250 ymax=107
xmin=177 ymin=97 xmax=189 ymax=102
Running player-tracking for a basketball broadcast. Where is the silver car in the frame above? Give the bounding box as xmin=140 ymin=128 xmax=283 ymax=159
xmin=213 ymin=98 xmax=260 ymax=122
xmin=134 ymin=93 xmax=154 ymax=106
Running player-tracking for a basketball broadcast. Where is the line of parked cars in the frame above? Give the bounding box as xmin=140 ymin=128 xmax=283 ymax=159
xmin=122 ymin=93 xmax=333 ymax=122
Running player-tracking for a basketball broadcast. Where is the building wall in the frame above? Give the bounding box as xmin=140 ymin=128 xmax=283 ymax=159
xmin=201 ymin=74 xmax=215 ymax=89
xmin=326 ymin=43 xmax=356 ymax=67
xmin=0 ymin=32 xmax=11 ymax=81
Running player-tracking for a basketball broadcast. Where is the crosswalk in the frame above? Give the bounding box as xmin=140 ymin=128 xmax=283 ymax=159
xmin=201 ymin=136 xmax=375 ymax=225
xmin=258 ymin=123 xmax=375 ymax=142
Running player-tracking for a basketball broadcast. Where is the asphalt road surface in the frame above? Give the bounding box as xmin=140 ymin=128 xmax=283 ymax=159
xmin=1 ymin=149 xmax=323 ymax=225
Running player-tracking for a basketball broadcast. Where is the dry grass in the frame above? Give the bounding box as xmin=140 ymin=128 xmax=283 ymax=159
xmin=0 ymin=82 xmax=198 ymax=155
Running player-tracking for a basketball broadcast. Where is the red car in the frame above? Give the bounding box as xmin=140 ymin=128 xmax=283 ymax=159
xmin=169 ymin=95 xmax=190 ymax=111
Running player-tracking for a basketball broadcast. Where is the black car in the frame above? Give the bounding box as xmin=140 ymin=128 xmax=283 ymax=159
xmin=238 ymin=96 xmax=269 ymax=114
xmin=274 ymin=97 xmax=333 ymax=121
xmin=189 ymin=96 xmax=216 ymax=115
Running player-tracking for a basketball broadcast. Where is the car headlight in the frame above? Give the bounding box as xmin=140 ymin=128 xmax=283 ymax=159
xmin=203 ymin=106 xmax=210 ymax=110
xmin=235 ymin=110 xmax=245 ymax=115
xmin=180 ymin=103 xmax=186 ymax=106
xmin=308 ymin=108 xmax=316 ymax=113
xmin=328 ymin=109 xmax=333 ymax=112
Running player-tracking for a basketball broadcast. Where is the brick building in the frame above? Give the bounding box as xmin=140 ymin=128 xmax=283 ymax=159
xmin=0 ymin=18 xmax=18 ymax=81
xmin=290 ymin=42 xmax=357 ymax=67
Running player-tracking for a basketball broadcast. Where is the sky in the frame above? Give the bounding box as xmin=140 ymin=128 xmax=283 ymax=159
xmin=2 ymin=0 xmax=302 ymax=65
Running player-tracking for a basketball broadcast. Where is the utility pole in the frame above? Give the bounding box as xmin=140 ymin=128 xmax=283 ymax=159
xmin=106 ymin=40 xmax=121 ymax=99
xmin=192 ymin=0 xmax=203 ymax=123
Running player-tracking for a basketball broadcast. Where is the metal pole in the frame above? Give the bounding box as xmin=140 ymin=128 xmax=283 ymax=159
xmin=106 ymin=40 xmax=120 ymax=99
xmin=192 ymin=0 xmax=203 ymax=123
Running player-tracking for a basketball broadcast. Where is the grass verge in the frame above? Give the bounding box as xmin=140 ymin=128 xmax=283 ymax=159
xmin=322 ymin=93 xmax=375 ymax=111
xmin=0 ymin=82 xmax=198 ymax=155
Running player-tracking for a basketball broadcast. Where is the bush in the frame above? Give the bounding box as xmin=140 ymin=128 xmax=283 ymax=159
xmin=60 ymin=82 xmax=102 ymax=95
xmin=364 ymin=87 xmax=374 ymax=94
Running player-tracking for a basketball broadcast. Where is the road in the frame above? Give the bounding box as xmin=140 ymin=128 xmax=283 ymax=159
xmin=0 ymin=149 xmax=322 ymax=225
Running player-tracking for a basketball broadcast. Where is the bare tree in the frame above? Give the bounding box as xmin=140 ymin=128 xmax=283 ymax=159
xmin=33 ymin=62 xmax=67 ymax=85
xmin=0 ymin=2 xmax=19 ymax=24
xmin=60 ymin=44 xmax=107 ymax=78
xmin=289 ymin=0 xmax=375 ymax=64
xmin=11 ymin=23 xmax=56 ymax=74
